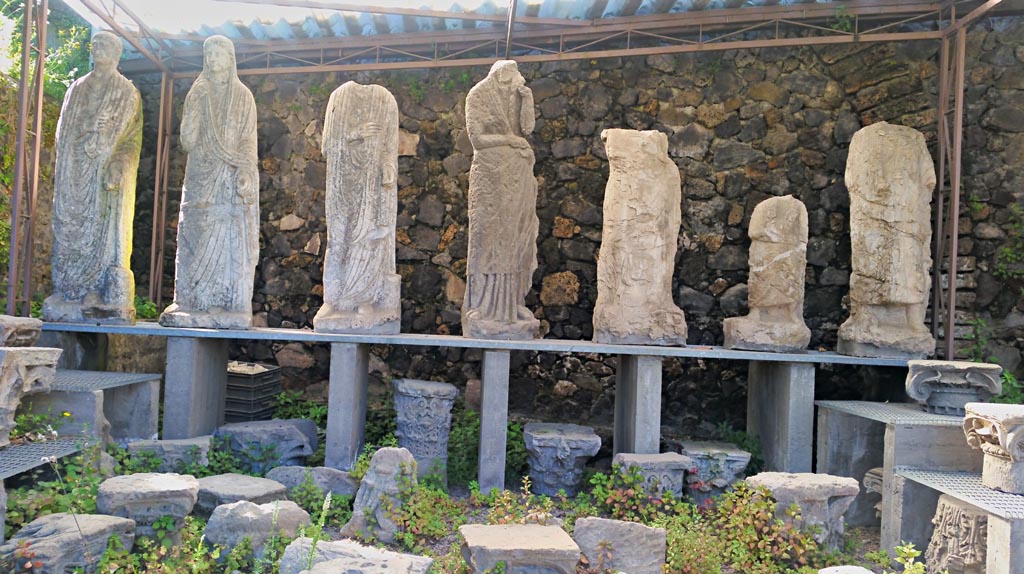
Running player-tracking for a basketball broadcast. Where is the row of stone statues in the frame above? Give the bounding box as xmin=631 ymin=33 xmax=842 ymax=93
xmin=45 ymin=33 xmax=937 ymax=358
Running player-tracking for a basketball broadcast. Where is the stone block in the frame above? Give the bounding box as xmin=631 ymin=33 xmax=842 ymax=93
xmin=127 ymin=436 xmax=211 ymax=472
xmin=0 ymin=513 xmax=135 ymax=574
xmin=459 ymin=524 xmax=580 ymax=574
xmin=925 ymin=494 xmax=987 ymax=574
xmin=678 ymin=441 xmax=751 ymax=508
xmin=280 ymin=537 xmax=432 ymax=574
xmin=745 ymin=472 xmax=859 ymax=549
xmin=26 ymin=389 xmax=110 ymax=444
xmin=205 ymin=500 xmax=310 ymax=556
xmin=265 ymin=466 xmax=359 ymax=498
xmin=105 ymin=378 xmax=160 ymax=442
xmin=524 ymin=423 xmax=601 ymax=496
xmin=340 ymin=447 xmax=416 ymax=544
xmin=214 ymin=419 xmax=316 ymax=474
xmin=572 ymin=517 xmax=665 ymax=574
xmin=96 ymin=473 xmax=199 ymax=544
xmin=818 ymin=568 xmax=874 ymax=574
xmin=196 ymin=473 xmax=288 ymax=516
xmin=964 ymin=403 xmax=1024 ymax=494
xmin=393 ymin=379 xmax=458 ymax=479
xmin=611 ymin=452 xmax=692 ymax=498
xmin=0 ymin=315 xmax=42 ymax=346
xmin=0 ymin=347 xmax=60 ymax=448
xmin=906 ymin=360 xmax=1002 ymax=416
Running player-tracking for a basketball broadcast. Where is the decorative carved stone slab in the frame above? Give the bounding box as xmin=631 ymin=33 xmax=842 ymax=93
xmin=745 ymin=472 xmax=859 ymax=549
xmin=677 ymin=440 xmax=751 ymax=508
xmin=611 ymin=452 xmax=693 ymax=498
xmin=964 ymin=402 xmax=1024 ymax=493
xmin=524 ymin=423 xmax=601 ymax=496
xmin=838 ymin=122 xmax=936 ymax=359
xmin=0 ymin=347 xmax=61 ymax=448
xmin=459 ymin=524 xmax=580 ymax=574
xmin=906 ymin=360 xmax=1002 ymax=416
xmin=160 ymin=35 xmax=259 ymax=330
xmin=593 ymin=129 xmax=687 ymax=346
xmin=393 ymin=379 xmax=457 ymax=479
xmin=863 ymin=467 xmax=884 ymax=518
xmin=315 ymin=82 xmax=401 ymax=335
xmin=44 ymin=31 xmax=142 ymax=325
xmin=340 ymin=447 xmax=417 ymax=544
xmin=462 ymin=61 xmax=540 ymax=341
xmin=723 ymin=195 xmax=810 ymax=352
xmin=925 ymin=494 xmax=987 ymax=574
xmin=0 ymin=315 xmax=42 ymax=347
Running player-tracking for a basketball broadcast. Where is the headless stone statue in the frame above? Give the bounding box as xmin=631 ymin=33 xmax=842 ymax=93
xmin=838 ymin=122 xmax=935 ymax=358
xmin=593 ymin=129 xmax=687 ymax=346
xmin=160 ymin=36 xmax=259 ymax=330
xmin=462 ymin=60 xmax=540 ymax=340
xmin=723 ymin=195 xmax=810 ymax=352
xmin=43 ymin=32 xmax=142 ymax=325
xmin=314 ymin=82 xmax=401 ymax=334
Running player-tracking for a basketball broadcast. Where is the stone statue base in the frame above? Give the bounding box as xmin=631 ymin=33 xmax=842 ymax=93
xmin=43 ymin=266 xmax=136 ymax=325
xmin=837 ymin=337 xmax=932 ymax=359
xmin=723 ymin=316 xmax=810 ymax=353
xmin=314 ymin=275 xmax=401 ymax=335
xmin=159 ymin=304 xmax=251 ymax=330
xmin=594 ymin=328 xmax=686 ymax=347
xmin=462 ymin=314 xmax=539 ymax=341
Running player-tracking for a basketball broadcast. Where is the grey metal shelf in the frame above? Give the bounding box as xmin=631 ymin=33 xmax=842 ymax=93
xmin=897 ymin=468 xmax=1024 ymax=519
xmin=52 ymin=370 xmax=161 ymax=392
xmin=815 ymin=400 xmax=964 ymax=426
xmin=0 ymin=439 xmax=83 ymax=480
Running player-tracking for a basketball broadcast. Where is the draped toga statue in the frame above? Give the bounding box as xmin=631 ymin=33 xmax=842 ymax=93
xmin=314 ymin=82 xmax=401 ymax=334
xmin=159 ymin=36 xmax=259 ymax=330
xmin=462 ymin=60 xmax=540 ymax=340
xmin=43 ymin=32 xmax=142 ymax=324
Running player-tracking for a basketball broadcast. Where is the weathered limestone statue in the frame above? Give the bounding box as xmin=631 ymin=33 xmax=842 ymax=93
xmin=906 ymin=360 xmax=1002 ymax=416
xmin=393 ymin=379 xmax=457 ymax=479
xmin=838 ymin=122 xmax=935 ymax=358
xmin=43 ymin=32 xmax=142 ymax=325
xmin=160 ymin=35 xmax=259 ymax=330
xmin=593 ymin=129 xmax=687 ymax=346
xmin=963 ymin=402 xmax=1024 ymax=493
xmin=314 ymin=82 xmax=401 ymax=334
xmin=925 ymin=494 xmax=987 ymax=574
xmin=462 ymin=60 xmax=540 ymax=340
xmin=0 ymin=347 xmax=61 ymax=447
xmin=723 ymin=195 xmax=810 ymax=352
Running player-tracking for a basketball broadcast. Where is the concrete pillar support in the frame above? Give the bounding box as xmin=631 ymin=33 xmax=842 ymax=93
xmin=747 ymin=361 xmax=814 ymax=472
xmin=614 ymin=354 xmax=662 ymax=455
xmin=325 ymin=342 xmax=369 ymax=471
xmin=162 ymin=337 xmax=227 ymax=439
xmin=478 ymin=350 xmax=510 ymax=494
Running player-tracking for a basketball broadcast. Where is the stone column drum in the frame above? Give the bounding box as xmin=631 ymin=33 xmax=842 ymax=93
xmin=593 ymin=129 xmax=687 ymax=346
xmin=524 ymin=423 xmax=600 ymax=496
xmin=393 ymin=379 xmax=458 ymax=478
xmin=925 ymin=494 xmax=987 ymax=574
xmin=723 ymin=195 xmax=810 ymax=352
xmin=837 ymin=122 xmax=936 ymax=358
xmin=964 ymin=403 xmax=1024 ymax=493
xmin=906 ymin=360 xmax=1002 ymax=416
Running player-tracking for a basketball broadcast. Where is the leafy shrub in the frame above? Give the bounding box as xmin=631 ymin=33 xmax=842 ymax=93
xmin=587 ymin=465 xmax=687 ymax=523
xmin=386 ymin=473 xmax=467 ymax=551
xmin=6 ymin=444 xmax=104 ymax=535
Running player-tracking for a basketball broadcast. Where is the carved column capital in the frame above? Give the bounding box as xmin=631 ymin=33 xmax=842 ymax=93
xmin=964 ymin=403 xmax=1024 ymax=493
xmin=906 ymin=360 xmax=1002 ymax=415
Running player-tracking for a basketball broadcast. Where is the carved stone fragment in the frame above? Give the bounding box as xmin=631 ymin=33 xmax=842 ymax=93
xmin=459 ymin=524 xmax=580 ymax=574
xmin=214 ymin=419 xmax=317 ymax=474
xmin=925 ymin=494 xmax=987 ymax=574
xmin=393 ymin=379 xmax=457 ymax=479
xmin=96 ymin=473 xmax=199 ymax=544
xmin=573 ymin=517 xmax=666 ymax=574
xmin=0 ymin=513 xmax=135 ymax=574
xmin=205 ymin=500 xmax=310 ymax=556
xmin=340 ymin=447 xmax=417 ymax=543
xmin=281 ymin=537 xmax=433 ymax=574
xmin=863 ymin=467 xmax=883 ymax=518
xmin=524 ymin=423 xmax=600 ymax=496
xmin=611 ymin=452 xmax=693 ymax=498
xmin=44 ymin=32 xmax=142 ymax=325
xmin=838 ymin=122 xmax=935 ymax=358
xmin=745 ymin=472 xmax=859 ymax=549
xmin=0 ymin=315 xmax=42 ymax=347
xmin=0 ymin=347 xmax=61 ymax=448
xmin=160 ymin=35 xmax=259 ymax=330
xmin=593 ymin=129 xmax=687 ymax=346
xmin=963 ymin=402 xmax=1024 ymax=493
xmin=315 ymin=82 xmax=401 ymax=334
xmin=462 ymin=60 xmax=540 ymax=340
xmin=678 ymin=440 xmax=751 ymax=508
xmin=906 ymin=360 xmax=1002 ymax=416
xmin=723 ymin=195 xmax=810 ymax=352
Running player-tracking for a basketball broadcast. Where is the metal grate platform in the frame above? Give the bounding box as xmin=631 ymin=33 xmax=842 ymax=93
xmin=815 ymin=400 xmax=964 ymax=426
xmin=0 ymin=439 xmax=83 ymax=480
xmin=52 ymin=370 xmax=161 ymax=392
xmin=897 ymin=469 xmax=1024 ymax=519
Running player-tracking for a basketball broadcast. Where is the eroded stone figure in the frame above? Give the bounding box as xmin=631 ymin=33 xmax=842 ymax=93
xmin=314 ymin=82 xmax=401 ymax=334
xmin=43 ymin=32 xmax=142 ymax=325
xmin=925 ymin=494 xmax=987 ymax=574
xmin=462 ymin=60 xmax=540 ymax=340
xmin=159 ymin=35 xmax=259 ymax=330
xmin=723 ymin=195 xmax=810 ymax=352
xmin=593 ymin=129 xmax=687 ymax=346
xmin=838 ymin=122 xmax=935 ymax=358
xmin=340 ymin=447 xmax=416 ymax=543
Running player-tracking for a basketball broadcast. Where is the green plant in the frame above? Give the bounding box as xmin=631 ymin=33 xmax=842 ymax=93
xmin=385 ymin=472 xmax=467 ymax=551
xmin=148 ymin=515 xmax=177 ymax=548
xmin=6 ymin=444 xmax=104 ymax=534
xmin=134 ymin=296 xmax=160 ymax=320
xmin=485 ymin=476 xmax=556 ymax=526
xmin=95 ymin=516 xmax=222 ymax=573
xmin=831 ymin=5 xmax=854 ymax=32
xmin=965 ymin=318 xmax=998 ymax=364
xmin=587 ymin=465 xmax=687 ymax=523
xmin=223 ymin=536 xmax=256 ymax=574
xmin=289 ymin=468 xmax=353 ymax=525
xmin=995 ymin=203 xmax=1024 ymax=283
xmin=869 ymin=542 xmax=945 ymax=574
xmin=428 ymin=541 xmax=469 ymax=574
xmin=9 ymin=406 xmax=65 ymax=443
xmin=446 ymin=407 xmax=528 ymax=487
xmin=407 ymin=78 xmax=426 ymax=104
xmin=993 ymin=370 xmax=1024 ymax=404
xmin=305 ymin=493 xmax=332 ymax=571
xmin=349 ymin=434 xmax=398 ymax=481
xmin=274 ymin=390 xmax=328 ymax=428
xmin=107 ymin=444 xmax=163 ymax=474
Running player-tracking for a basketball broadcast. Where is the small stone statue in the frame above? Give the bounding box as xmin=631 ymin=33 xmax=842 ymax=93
xmin=160 ymin=35 xmax=259 ymax=330
xmin=593 ymin=129 xmax=687 ymax=346
xmin=462 ymin=60 xmax=540 ymax=340
xmin=314 ymin=82 xmax=401 ymax=334
xmin=838 ymin=122 xmax=935 ymax=358
xmin=925 ymin=494 xmax=987 ymax=574
xmin=723 ymin=195 xmax=810 ymax=352
xmin=44 ymin=31 xmax=142 ymax=324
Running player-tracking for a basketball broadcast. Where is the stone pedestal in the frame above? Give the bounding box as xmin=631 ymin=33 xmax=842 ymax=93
xmin=906 ymin=360 xmax=1002 ymax=416
xmin=325 ymin=342 xmax=368 ymax=470
xmin=678 ymin=441 xmax=751 ymax=508
xmin=460 ymin=524 xmax=580 ymax=574
xmin=926 ymin=494 xmax=987 ymax=574
xmin=0 ymin=347 xmax=61 ymax=448
xmin=205 ymin=500 xmax=310 ymax=556
xmin=196 ymin=473 xmax=287 ymax=516
xmin=96 ymin=473 xmax=199 ymax=545
xmin=524 ymin=423 xmax=600 ymax=496
xmin=746 ymin=472 xmax=859 ymax=549
xmin=611 ymin=452 xmax=692 ymax=498
xmin=478 ymin=350 xmax=510 ymax=493
xmin=964 ymin=403 xmax=1024 ymax=494
xmin=573 ymin=517 xmax=665 ymax=574
xmin=162 ymin=337 xmax=227 ymax=439
xmin=393 ymin=379 xmax=457 ymax=479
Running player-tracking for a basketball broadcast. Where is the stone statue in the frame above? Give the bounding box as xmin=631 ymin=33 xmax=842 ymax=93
xmin=462 ymin=60 xmax=540 ymax=340
xmin=593 ymin=129 xmax=687 ymax=346
xmin=159 ymin=35 xmax=259 ymax=330
xmin=43 ymin=32 xmax=142 ymax=325
xmin=314 ymin=82 xmax=401 ymax=334
xmin=925 ymin=494 xmax=987 ymax=574
xmin=723 ymin=195 xmax=810 ymax=352
xmin=838 ymin=122 xmax=935 ymax=358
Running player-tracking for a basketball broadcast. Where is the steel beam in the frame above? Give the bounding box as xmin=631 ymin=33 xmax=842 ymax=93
xmin=6 ymin=0 xmax=35 ymax=315
xmin=945 ymin=27 xmax=967 ymax=359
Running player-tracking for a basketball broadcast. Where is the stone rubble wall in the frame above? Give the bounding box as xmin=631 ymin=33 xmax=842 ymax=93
xmin=119 ymin=21 xmax=1023 ymax=436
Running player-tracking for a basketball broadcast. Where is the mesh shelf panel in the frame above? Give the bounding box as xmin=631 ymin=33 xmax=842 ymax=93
xmin=0 ymin=439 xmax=83 ymax=480
xmin=815 ymin=400 xmax=964 ymax=425
xmin=52 ymin=370 xmax=160 ymax=392
xmin=897 ymin=469 xmax=1024 ymax=519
